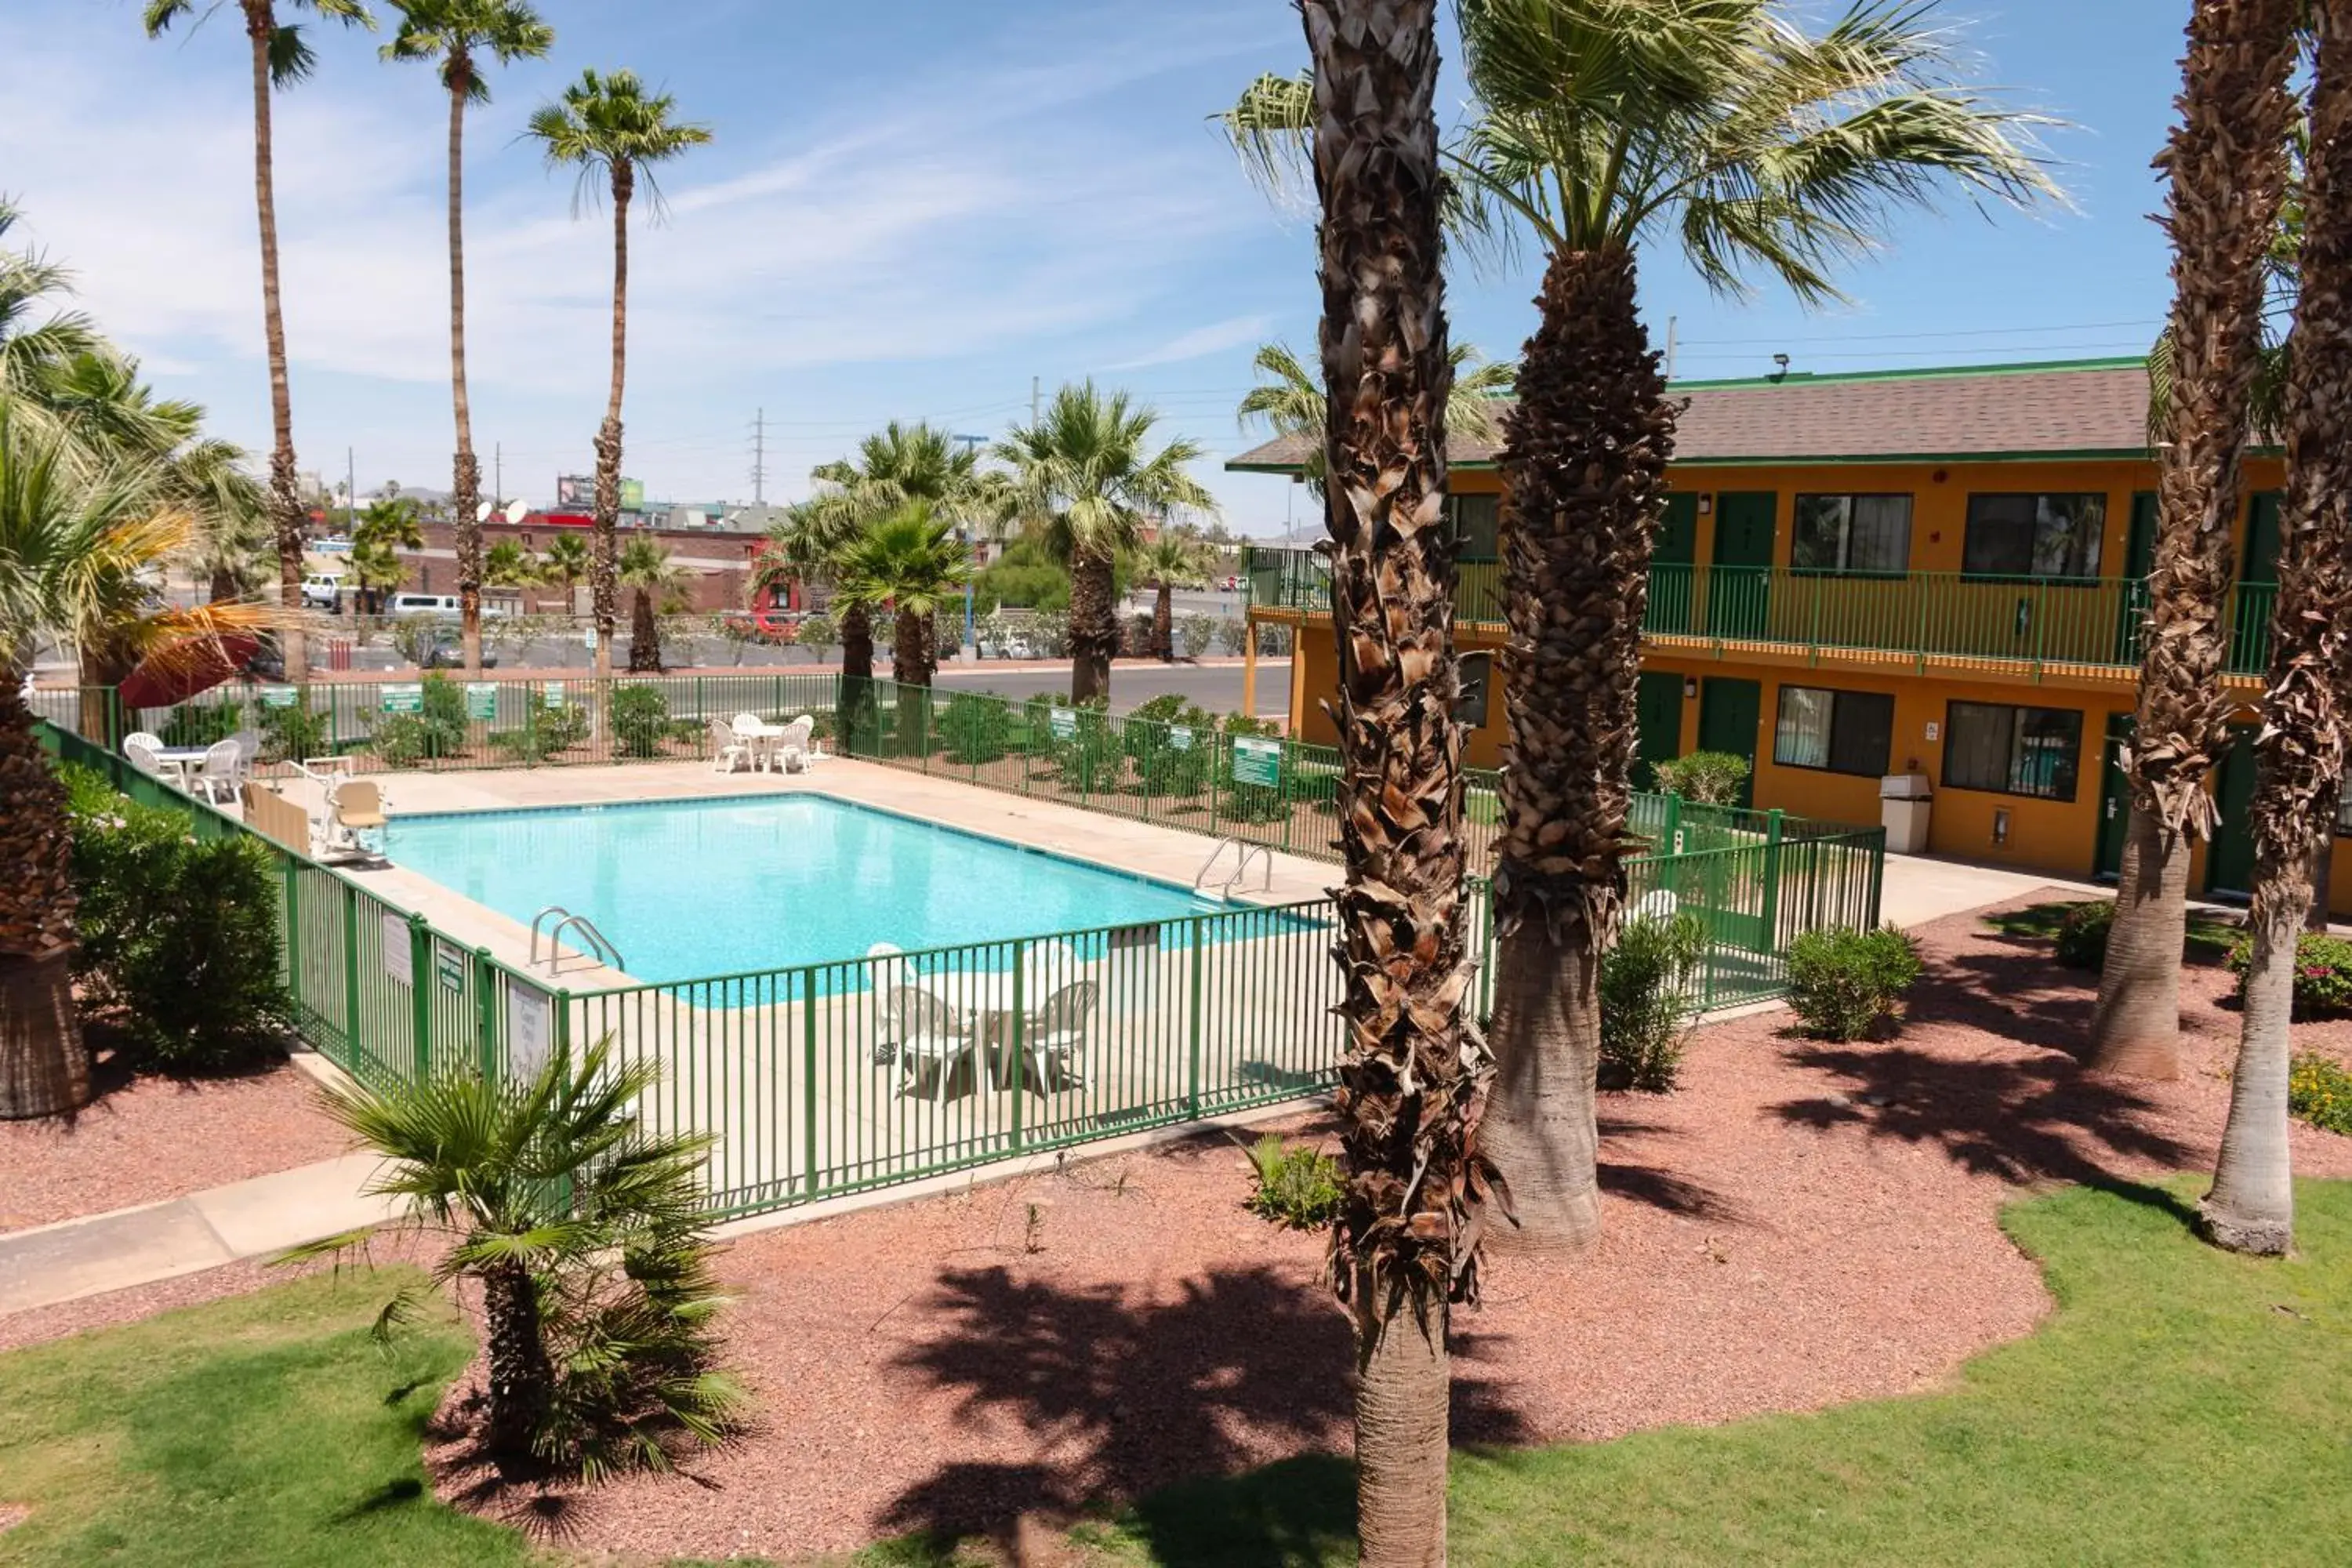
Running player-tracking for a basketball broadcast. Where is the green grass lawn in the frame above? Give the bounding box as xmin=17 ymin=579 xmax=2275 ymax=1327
xmin=3 ymin=1182 xmax=2347 ymax=1566
xmin=1983 ymin=899 xmax=2242 ymax=965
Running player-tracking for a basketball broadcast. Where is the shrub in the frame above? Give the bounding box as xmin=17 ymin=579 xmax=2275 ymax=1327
xmin=2228 ymin=931 xmax=2352 ymax=1020
xmin=1600 ymin=913 xmax=1709 ymax=1091
xmin=1652 ymin=750 xmax=1751 ymax=806
xmin=486 ymin=689 xmax=588 ymax=763
xmin=796 ymin=612 xmax=837 ymax=661
xmin=1125 ymin=695 xmax=1214 ymax=798
xmin=1215 ymin=713 xmax=1290 ymax=823
xmin=158 ymin=700 xmax=244 ymax=748
xmin=1785 ymin=924 xmax=1923 ymax=1042
xmin=610 ymin=683 xmax=671 ymax=759
xmin=1046 ymin=699 xmax=1121 ymax=792
xmin=1242 ymin=1133 xmax=1344 ymax=1229
xmin=2289 ymin=1052 xmax=2352 ymax=1136
xmin=1215 ymin=618 xmax=1250 ymax=655
xmin=940 ymin=691 xmax=1013 ymax=764
xmin=369 ymin=673 xmax=470 ymax=767
xmin=1178 ymin=613 xmax=1219 ymax=659
xmin=2055 ymin=899 xmax=2115 ymax=971
xmin=62 ymin=766 xmax=294 ymax=1072
xmin=257 ymin=696 xmax=332 ymax=764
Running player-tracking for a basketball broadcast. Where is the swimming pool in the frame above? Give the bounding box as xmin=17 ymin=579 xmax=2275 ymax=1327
xmin=385 ymin=794 xmax=1247 ymax=983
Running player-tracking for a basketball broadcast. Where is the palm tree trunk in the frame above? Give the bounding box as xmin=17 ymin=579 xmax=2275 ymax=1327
xmin=1483 ymin=243 xmax=1676 ymax=1254
xmin=1303 ymin=4 xmax=1487 ymax=1563
xmin=448 ymin=64 xmax=484 ymax=680
xmin=1154 ymin=583 xmax=1174 ymax=661
xmin=2092 ymin=0 xmax=2299 ymax=1078
xmin=894 ymin=607 xmax=930 ymax=754
xmin=592 ymin=165 xmax=632 ymax=693
xmin=0 ymin=686 xmax=87 ymax=1120
xmin=837 ymin=600 xmax=877 ymax=754
xmin=2203 ymin=0 xmax=2352 ymax=1254
xmin=480 ymin=1258 xmax=554 ymax=1468
xmin=1069 ymin=549 xmax=1116 ymax=702
xmin=629 ymin=586 xmax=660 ymax=672
xmin=244 ymin=1 xmax=306 ymax=680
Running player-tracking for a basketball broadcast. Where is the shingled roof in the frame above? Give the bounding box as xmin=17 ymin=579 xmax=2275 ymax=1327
xmin=1225 ymin=358 xmax=2159 ymax=471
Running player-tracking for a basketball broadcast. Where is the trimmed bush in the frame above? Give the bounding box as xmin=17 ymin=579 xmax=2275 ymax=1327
xmin=1786 ymin=924 xmax=1923 ymax=1042
xmin=1125 ymin=695 xmax=1214 ymax=798
xmin=940 ymin=691 xmax=1013 ymax=764
xmin=368 ymin=672 xmax=470 ymax=766
xmin=1215 ymin=713 xmax=1290 ymax=823
xmin=487 ymin=690 xmax=588 ymax=762
xmin=1600 ymin=912 xmax=1709 ymax=1091
xmin=61 ymin=765 xmax=294 ymax=1072
xmin=158 ymin=700 xmax=244 ymax=748
xmin=1652 ymin=750 xmax=1751 ymax=806
xmin=1242 ymin=1133 xmax=1344 ymax=1229
xmin=256 ymin=696 xmax=332 ymax=764
xmin=609 ymin=682 xmax=671 ymax=758
xmin=2055 ymin=899 xmax=2114 ymax=971
xmin=2228 ymin=931 xmax=2352 ymax=1021
xmin=2290 ymin=1052 xmax=2352 ymax=1136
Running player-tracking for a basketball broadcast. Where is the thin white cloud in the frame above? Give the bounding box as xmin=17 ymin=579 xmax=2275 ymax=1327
xmin=1110 ymin=313 xmax=1276 ymax=369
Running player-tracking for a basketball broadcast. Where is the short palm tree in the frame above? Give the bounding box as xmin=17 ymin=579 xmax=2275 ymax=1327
xmin=1129 ymin=531 xmax=1213 ymax=660
xmin=383 ymin=0 xmax=555 ymax=677
xmin=996 ymin=383 xmax=1216 ymax=703
xmin=143 ymin=0 xmax=377 ymax=680
xmin=539 ymin=530 xmax=591 ymax=613
xmin=2201 ymin=2 xmax=2350 ymax=1258
xmin=483 ymin=535 xmax=539 ymax=595
xmin=2092 ymin=0 xmax=2303 ymax=1080
xmin=0 ymin=403 xmax=274 ymax=1119
xmin=832 ymin=501 xmax=971 ymax=748
xmin=1238 ymin=338 xmax=1513 ymax=498
xmin=286 ymin=1037 xmax=741 ymax=1476
xmin=618 ymin=535 xmax=688 ymax=673
xmin=350 ymin=495 xmax=422 ymax=614
xmin=525 ymin=68 xmax=711 ymax=686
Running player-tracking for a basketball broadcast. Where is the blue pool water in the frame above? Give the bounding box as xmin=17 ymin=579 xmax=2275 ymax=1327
xmin=385 ymin=794 xmax=1244 ymax=983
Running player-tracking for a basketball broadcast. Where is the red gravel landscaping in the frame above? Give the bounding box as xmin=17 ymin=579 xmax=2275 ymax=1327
xmin=0 ymin=1046 xmax=348 ymax=1235
xmin=420 ymin=888 xmax=2352 ymax=1561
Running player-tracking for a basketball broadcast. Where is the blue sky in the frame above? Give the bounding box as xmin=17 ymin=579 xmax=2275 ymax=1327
xmin=2 ymin=0 xmax=2188 ymax=535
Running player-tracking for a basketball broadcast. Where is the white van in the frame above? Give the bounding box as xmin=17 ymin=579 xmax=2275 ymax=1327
xmin=387 ymin=593 xmax=461 ymax=618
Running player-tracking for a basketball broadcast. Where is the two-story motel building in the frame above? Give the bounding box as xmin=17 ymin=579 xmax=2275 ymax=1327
xmin=1230 ymin=357 xmax=2352 ymax=915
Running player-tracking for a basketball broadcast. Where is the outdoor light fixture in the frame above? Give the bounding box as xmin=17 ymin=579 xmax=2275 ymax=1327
xmin=1683 ymin=677 xmax=1698 ymax=699
xmin=1697 ymin=495 xmax=1714 ymax=515
xmin=1992 ymin=808 xmax=2011 ymax=847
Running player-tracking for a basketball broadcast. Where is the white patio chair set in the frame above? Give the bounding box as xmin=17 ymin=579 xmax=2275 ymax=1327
xmin=865 ymin=940 xmax=1099 ymax=1103
xmin=122 ymin=729 xmax=258 ymax=805
xmin=710 ymin=712 xmax=818 ymax=775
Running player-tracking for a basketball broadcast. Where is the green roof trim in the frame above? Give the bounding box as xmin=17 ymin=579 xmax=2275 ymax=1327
xmin=1661 ymin=354 xmax=2147 ymax=392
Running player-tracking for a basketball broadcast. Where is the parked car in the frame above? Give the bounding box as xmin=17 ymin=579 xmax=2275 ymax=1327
xmin=720 ymin=608 xmax=800 ymax=643
xmin=419 ymin=631 xmax=499 ymax=670
xmin=300 ymin=573 xmax=346 ymax=610
xmin=387 ymin=592 xmax=461 ymax=617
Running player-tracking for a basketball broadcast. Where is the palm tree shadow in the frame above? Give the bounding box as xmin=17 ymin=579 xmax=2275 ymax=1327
xmin=877 ymin=1261 xmax=1533 ymax=1554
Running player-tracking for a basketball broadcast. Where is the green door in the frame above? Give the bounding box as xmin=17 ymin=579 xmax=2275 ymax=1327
xmin=2232 ymin=491 xmax=2282 ymax=675
xmin=2206 ymin=724 xmax=2259 ymax=896
xmin=1650 ymin=494 xmax=1698 ymax=633
xmin=1708 ymin=492 xmax=1776 ymax=637
xmin=1697 ymin=677 xmax=1761 ymax=805
xmin=1635 ymin=670 xmax=1684 ymax=789
xmin=2093 ymin=713 xmax=2133 ymax=879
xmin=2113 ymin=492 xmax=2155 ymax=664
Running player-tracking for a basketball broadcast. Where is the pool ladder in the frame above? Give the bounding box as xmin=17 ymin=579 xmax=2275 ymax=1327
xmin=1194 ymin=837 xmax=1272 ymax=898
xmin=529 ymin=906 xmax=626 ymax=975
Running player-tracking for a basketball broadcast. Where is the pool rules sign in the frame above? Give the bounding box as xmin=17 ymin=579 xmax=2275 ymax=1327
xmin=1229 ymin=736 xmax=1283 ymax=789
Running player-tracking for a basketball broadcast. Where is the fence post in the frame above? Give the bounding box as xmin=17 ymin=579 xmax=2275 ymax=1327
xmin=1186 ymin=918 xmax=1205 ymax=1119
xmin=801 ymin=967 xmax=821 ymax=1200
xmin=474 ymin=948 xmax=499 ymax=1080
xmin=1663 ymin=791 xmax=1683 ymax=857
xmin=1009 ymin=940 xmax=1026 ymax=1153
xmin=280 ymin=852 xmax=300 ymax=993
xmin=1761 ymin=809 xmax=1785 ymax=949
xmin=408 ymin=913 xmax=433 ymax=1080
xmin=341 ymin=880 xmax=361 ymax=1068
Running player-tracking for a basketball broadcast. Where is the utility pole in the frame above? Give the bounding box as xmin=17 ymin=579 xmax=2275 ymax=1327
xmin=494 ymin=442 xmax=503 ymax=510
xmin=1663 ymin=314 xmax=1679 ymax=382
xmin=345 ymin=447 xmax=356 ymax=530
xmin=1030 ymin=374 xmax=1040 ymax=424
xmin=750 ymin=408 xmax=768 ymax=503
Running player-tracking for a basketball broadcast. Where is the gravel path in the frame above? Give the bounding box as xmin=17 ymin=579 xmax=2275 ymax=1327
xmin=0 ymin=1051 xmax=347 ymax=1235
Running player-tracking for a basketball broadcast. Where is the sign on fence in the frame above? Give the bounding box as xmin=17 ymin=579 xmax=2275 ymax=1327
xmin=259 ymin=684 xmax=298 ymax=709
xmin=1230 ymin=736 xmax=1283 ymax=788
xmin=1167 ymin=725 xmax=1194 ymax=751
xmin=434 ymin=940 xmax=466 ymax=994
xmin=464 ymin=683 xmax=498 ymax=721
xmin=508 ymin=979 xmax=553 ymax=1080
xmin=1047 ymin=707 xmax=1077 ymax=741
xmin=543 ymin=681 xmax=565 ymax=708
xmin=380 ymin=684 xmax=423 ymax=714
xmin=381 ymin=913 xmax=413 ymax=985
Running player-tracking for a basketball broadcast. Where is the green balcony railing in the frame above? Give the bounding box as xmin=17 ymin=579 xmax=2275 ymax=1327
xmin=1242 ymin=546 xmax=2281 ymax=680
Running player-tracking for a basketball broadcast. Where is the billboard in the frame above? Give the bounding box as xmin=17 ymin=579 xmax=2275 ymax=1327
xmin=554 ymin=474 xmax=592 ymax=509
xmin=620 ymin=477 xmax=645 ymax=510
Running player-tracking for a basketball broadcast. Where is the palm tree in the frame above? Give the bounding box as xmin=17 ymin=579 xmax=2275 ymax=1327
xmin=1236 ymin=0 xmax=2059 ymax=1253
xmin=143 ymin=0 xmax=377 ymax=681
xmin=1130 ymin=531 xmax=1212 ymax=660
xmin=538 ymin=530 xmax=590 ymax=613
xmin=831 ymin=500 xmax=971 ymax=745
xmin=0 ymin=201 xmax=101 ymax=424
xmin=483 ymin=537 xmax=537 ymax=590
xmin=349 ymin=495 xmax=421 ymax=613
xmin=996 ymin=383 xmax=1216 ymax=703
xmin=285 ymin=1037 xmax=740 ymax=1475
xmin=384 ymin=0 xmax=554 ymax=678
xmin=1238 ymin=338 xmax=1514 ymax=497
xmin=2094 ymin=0 xmax=2303 ymax=1079
xmin=524 ymin=68 xmax=711 ymax=689
xmin=0 ymin=404 xmax=275 ymax=1119
xmin=1297 ymin=5 xmax=1494 ymax=1562
xmin=617 ymin=535 xmax=688 ymax=673
xmin=2201 ymin=5 xmax=2350 ymax=1258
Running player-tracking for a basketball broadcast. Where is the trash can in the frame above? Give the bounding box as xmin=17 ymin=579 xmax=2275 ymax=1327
xmin=1879 ymin=772 xmax=1933 ymax=854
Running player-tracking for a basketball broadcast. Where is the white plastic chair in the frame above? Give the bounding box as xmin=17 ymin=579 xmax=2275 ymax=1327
xmin=866 ymin=942 xmax=907 ymax=1062
xmin=708 ymin=717 xmax=753 ymax=775
xmin=194 ymin=738 xmax=245 ymax=804
xmin=1020 ymin=939 xmax=1083 ymax=1004
xmin=730 ymin=712 xmax=773 ymax=772
xmin=771 ymin=713 xmax=815 ymax=773
xmin=891 ymin=984 xmax=974 ymax=1102
xmin=122 ymin=732 xmax=170 ymax=781
xmin=1632 ymin=888 xmax=1681 ymax=924
xmin=1018 ymin=978 xmax=1099 ymax=1094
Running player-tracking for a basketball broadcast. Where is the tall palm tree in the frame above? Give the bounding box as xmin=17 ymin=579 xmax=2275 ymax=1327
xmin=1238 ymin=338 xmax=1514 ymax=497
xmin=1130 ymin=530 xmax=1212 ymax=660
xmin=525 ymin=68 xmax=711 ymax=687
xmin=617 ymin=535 xmax=688 ymax=673
xmin=384 ymin=0 xmax=555 ymax=678
xmin=0 ymin=201 xmax=101 ymax=423
xmin=1234 ymin=0 xmax=2059 ymax=1253
xmin=538 ymin=529 xmax=590 ymax=613
xmin=831 ymin=500 xmax=972 ymax=744
xmin=0 ymin=404 xmax=275 ymax=1119
xmin=2202 ymin=4 xmax=2351 ymax=1258
xmin=143 ymin=0 xmax=377 ymax=681
xmin=2093 ymin=0 xmax=2303 ymax=1080
xmin=996 ymin=383 xmax=1216 ymax=703
xmin=1298 ymin=5 xmax=1494 ymax=1562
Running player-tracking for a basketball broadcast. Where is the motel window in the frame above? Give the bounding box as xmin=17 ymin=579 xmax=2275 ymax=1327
xmin=1791 ymin=495 xmax=1912 ymax=575
xmin=1773 ymin=685 xmax=1895 ymax=777
xmin=1457 ymin=652 xmax=1494 ymax=728
xmin=1962 ymin=493 xmax=2107 ymax=579
xmin=1449 ymin=493 xmax=1501 ymax=560
xmin=1944 ymin=700 xmax=2084 ymax=801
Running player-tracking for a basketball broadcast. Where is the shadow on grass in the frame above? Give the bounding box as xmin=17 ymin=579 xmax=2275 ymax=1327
xmin=1980 ymin=899 xmax=2241 ymax=967
xmin=878 ymin=1263 xmax=1531 ymax=1559
xmin=1104 ymin=1453 xmax=1355 ymax=1568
